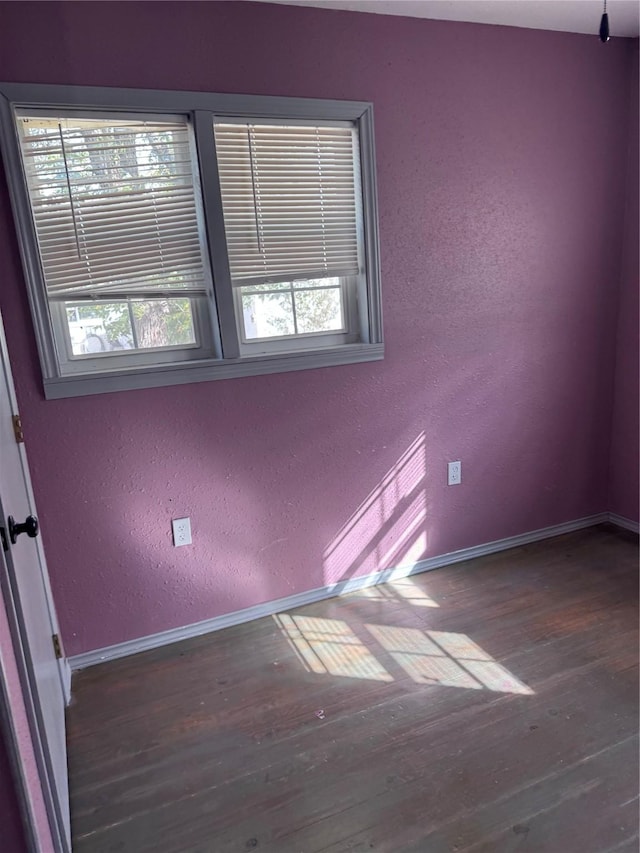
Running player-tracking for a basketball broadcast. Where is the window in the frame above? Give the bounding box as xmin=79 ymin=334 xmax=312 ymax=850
xmin=0 ymin=85 xmax=382 ymax=398
xmin=16 ymin=112 xmax=212 ymax=373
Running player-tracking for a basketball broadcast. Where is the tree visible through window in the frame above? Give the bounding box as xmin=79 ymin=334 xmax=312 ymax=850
xmin=2 ymin=84 xmax=382 ymax=396
xmin=19 ymin=114 xmax=205 ymax=356
xmin=240 ymin=278 xmax=344 ymax=341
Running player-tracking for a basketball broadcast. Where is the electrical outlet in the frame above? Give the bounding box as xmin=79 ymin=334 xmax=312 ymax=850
xmin=448 ymin=461 xmax=461 ymax=486
xmin=172 ymin=517 xmax=192 ymax=546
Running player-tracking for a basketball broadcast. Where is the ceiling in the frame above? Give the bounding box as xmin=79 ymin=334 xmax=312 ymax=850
xmin=251 ymin=0 xmax=640 ymax=38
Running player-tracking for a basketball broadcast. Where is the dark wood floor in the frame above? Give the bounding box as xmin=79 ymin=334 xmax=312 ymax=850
xmin=67 ymin=525 xmax=639 ymax=853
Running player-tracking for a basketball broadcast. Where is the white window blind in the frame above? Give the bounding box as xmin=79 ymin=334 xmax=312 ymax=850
xmin=215 ymin=122 xmax=361 ymax=286
xmin=17 ymin=113 xmax=208 ymax=301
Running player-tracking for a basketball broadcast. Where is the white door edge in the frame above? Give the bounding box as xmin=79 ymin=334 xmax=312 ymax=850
xmin=0 ymin=556 xmax=69 ymax=852
xmin=0 ymin=330 xmax=71 ymax=707
xmin=0 ymin=640 xmax=40 ymax=853
xmin=0 ymin=309 xmax=70 ymax=852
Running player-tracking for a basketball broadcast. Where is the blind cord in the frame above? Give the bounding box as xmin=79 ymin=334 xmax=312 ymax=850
xmin=247 ymin=126 xmax=263 ymax=254
xmin=58 ymin=123 xmax=84 ymax=261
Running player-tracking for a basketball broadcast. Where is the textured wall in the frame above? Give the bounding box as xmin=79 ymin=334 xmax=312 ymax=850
xmin=609 ymin=40 xmax=639 ymax=522
xmin=0 ymin=727 xmax=26 ymax=853
xmin=0 ymin=2 xmax=634 ymax=656
xmin=0 ymin=591 xmax=54 ymax=852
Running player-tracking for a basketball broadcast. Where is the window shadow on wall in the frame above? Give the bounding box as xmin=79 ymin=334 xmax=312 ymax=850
xmin=322 ymin=432 xmax=430 ymax=588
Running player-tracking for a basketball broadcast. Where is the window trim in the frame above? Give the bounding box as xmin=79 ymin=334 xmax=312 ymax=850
xmin=0 ymin=83 xmax=383 ymax=399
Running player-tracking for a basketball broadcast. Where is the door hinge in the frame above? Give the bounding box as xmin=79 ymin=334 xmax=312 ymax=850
xmin=52 ymin=633 xmax=63 ymax=660
xmin=12 ymin=415 xmax=24 ymax=444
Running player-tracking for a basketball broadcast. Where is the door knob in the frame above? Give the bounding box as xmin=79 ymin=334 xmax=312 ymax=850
xmin=8 ymin=515 xmax=39 ymax=544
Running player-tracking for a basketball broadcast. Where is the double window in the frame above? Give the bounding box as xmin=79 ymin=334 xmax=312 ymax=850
xmin=0 ymin=85 xmax=382 ymax=398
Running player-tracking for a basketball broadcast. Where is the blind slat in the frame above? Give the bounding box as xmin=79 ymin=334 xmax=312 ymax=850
xmin=19 ymin=113 xmax=208 ymax=301
xmin=42 ymin=248 xmax=204 ymax=279
xmin=215 ymin=122 xmax=360 ymax=286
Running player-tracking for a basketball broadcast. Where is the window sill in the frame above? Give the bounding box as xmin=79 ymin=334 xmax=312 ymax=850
xmin=42 ymin=343 xmax=385 ymax=399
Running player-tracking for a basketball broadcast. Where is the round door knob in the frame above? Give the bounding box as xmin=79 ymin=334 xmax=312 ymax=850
xmin=8 ymin=515 xmax=39 ymax=545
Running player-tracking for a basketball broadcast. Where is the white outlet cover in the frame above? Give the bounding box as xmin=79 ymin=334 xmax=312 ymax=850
xmin=448 ymin=461 xmax=462 ymax=486
xmin=172 ymin=517 xmax=192 ymax=546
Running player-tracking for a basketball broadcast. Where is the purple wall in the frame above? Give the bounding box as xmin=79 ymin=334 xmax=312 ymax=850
xmin=0 ymin=2 xmax=635 ymax=656
xmin=0 ymin=729 xmax=26 ymax=853
xmin=609 ymin=41 xmax=639 ymax=522
xmin=0 ymin=593 xmax=55 ymax=852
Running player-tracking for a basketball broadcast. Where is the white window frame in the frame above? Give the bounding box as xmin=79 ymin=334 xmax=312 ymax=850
xmin=0 ymin=84 xmax=383 ymax=399
xmin=234 ymin=275 xmax=360 ymax=355
xmin=49 ymin=295 xmax=215 ymax=375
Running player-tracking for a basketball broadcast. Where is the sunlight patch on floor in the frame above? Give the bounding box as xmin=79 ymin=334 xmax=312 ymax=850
xmin=274 ymin=614 xmax=393 ymax=682
xmin=348 ymin=576 xmax=439 ymax=608
xmin=387 ymin=577 xmax=439 ymax=607
xmin=274 ymin=612 xmax=534 ymax=696
xmin=367 ymin=624 xmax=533 ymax=695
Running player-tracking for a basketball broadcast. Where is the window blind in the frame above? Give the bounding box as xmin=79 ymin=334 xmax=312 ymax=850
xmin=215 ymin=122 xmax=361 ymax=286
xmin=17 ymin=113 xmax=208 ymax=301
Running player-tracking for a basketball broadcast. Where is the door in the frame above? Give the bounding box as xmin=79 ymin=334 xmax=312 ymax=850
xmin=0 ymin=313 xmax=70 ymax=852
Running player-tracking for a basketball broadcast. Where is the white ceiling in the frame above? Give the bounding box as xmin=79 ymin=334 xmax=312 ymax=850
xmin=252 ymin=0 xmax=640 ymax=38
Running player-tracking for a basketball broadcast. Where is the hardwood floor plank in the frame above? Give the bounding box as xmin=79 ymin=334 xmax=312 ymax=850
xmin=67 ymin=526 xmax=639 ymax=853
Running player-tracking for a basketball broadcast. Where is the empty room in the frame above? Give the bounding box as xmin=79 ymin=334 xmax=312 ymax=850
xmin=0 ymin=1 xmax=638 ymax=851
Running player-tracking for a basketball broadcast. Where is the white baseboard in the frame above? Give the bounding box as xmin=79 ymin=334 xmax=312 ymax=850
xmin=608 ymin=512 xmax=640 ymax=534
xmin=69 ymin=512 xmax=617 ymax=672
xmin=60 ymin=658 xmax=72 ymax=706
